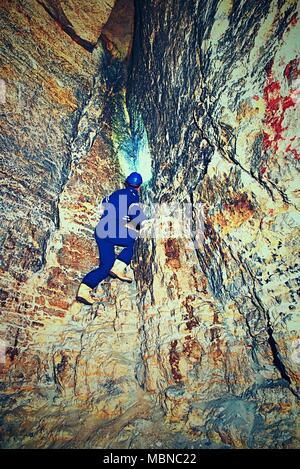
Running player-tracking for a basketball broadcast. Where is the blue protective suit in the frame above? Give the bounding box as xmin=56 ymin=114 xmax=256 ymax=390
xmin=81 ymin=186 xmax=146 ymax=289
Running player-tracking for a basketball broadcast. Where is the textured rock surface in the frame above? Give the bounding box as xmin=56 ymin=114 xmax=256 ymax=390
xmin=102 ymin=0 xmax=135 ymax=60
xmin=0 ymin=0 xmax=146 ymax=448
xmin=0 ymin=0 xmax=300 ymax=449
xmin=38 ymin=0 xmax=116 ymax=47
xmin=128 ymin=0 xmax=300 ymax=448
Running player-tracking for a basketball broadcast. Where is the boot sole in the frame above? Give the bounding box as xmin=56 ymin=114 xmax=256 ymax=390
xmin=109 ymin=271 xmax=133 ymax=283
xmin=76 ymin=295 xmax=97 ymax=305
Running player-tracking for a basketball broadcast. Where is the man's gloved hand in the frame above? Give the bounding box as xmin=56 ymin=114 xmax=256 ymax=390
xmin=139 ymin=218 xmax=155 ymax=237
xmin=124 ymin=220 xmax=140 ymax=233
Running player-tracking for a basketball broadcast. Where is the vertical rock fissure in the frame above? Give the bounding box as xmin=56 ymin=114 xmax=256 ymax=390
xmin=225 ymin=241 xmax=298 ymax=398
xmin=266 ymin=325 xmax=291 ymax=384
xmin=252 ymin=284 xmax=299 ymax=398
xmin=242 ymin=255 xmax=298 ymax=398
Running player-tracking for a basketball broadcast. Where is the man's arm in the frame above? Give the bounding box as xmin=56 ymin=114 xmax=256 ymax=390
xmin=127 ymin=202 xmax=148 ymax=231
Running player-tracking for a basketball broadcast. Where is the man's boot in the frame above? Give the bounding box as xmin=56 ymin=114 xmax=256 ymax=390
xmin=76 ymin=283 xmax=98 ymax=305
xmin=109 ymin=259 xmax=133 ymax=283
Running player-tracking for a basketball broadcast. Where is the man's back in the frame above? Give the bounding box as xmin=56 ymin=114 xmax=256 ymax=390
xmin=101 ymin=186 xmax=139 ymax=219
xmin=103 ymin=186 xmax=139 ymax=209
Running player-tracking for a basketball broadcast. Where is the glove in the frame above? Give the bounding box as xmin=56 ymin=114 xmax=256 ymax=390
xmin=124 ymin=221 xmax=140 ymax=233
xmin=139 ymin=219 xmax=155 ymax=237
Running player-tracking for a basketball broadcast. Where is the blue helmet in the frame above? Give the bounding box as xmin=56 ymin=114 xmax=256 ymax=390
xmin=125 ymin=172 xmax=143 ymax=187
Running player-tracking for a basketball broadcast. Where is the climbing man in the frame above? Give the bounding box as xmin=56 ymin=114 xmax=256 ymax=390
xmin=76 ymin=172 xmax=146 ymax=305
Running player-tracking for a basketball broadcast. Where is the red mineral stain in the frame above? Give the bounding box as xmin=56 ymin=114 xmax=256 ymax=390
xmin=182 ymin=296 xmax=200 ymax=331
xmin=286 ymin=13 xmax=298 ymax=32
xmin=261 ymin=59 xmax=299 ymax=170
xmin=169 ymin=340 xmax=182 ymax=383
xmin=183 ymin=335 xmax=202 ymax=361
xmin=214 ymin=192 xmax=255 ymax=232
xmin=164 ymin=238 xmax=181 ymax=269
xmin=210 ymin=312 xmax=223 ymax=361
xmin=48 ymin=298 xmax=70 ymax=310
xmin=290 ymin=13 xmax=298 ymax=26
xmin=286 ymin=144 xmax=300 ymax=160
xmin=284 ymin=58 xmax=300 ymax=84
xmin=223 ymin=192 xmax=254 ymax=214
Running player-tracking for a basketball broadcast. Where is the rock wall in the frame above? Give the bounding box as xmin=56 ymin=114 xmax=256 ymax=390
xmin=0 ymin=0 xmax=299 ymax=449
xmin=127 ymin=0 xmax=300 ymax=448
xmin=0 ymin=0 xmax=151 ymax=449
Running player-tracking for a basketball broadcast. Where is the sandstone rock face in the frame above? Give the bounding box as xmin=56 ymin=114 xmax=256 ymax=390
xmin=0 ymin=0 xmax=145 ymax=449
xmin=38 ymin=0 xmax=116 ymax=47
xmin=102 ymin=0 xmax=135 ymax=60
xmin=128 ymin=0 xmax=300 ymax=448
xmin=0 ymin=0 xmax=299 ymax=449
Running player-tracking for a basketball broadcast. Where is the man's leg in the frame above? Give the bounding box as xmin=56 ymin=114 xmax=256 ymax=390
xmin=82 ymin=237 xmax=115 ymax=288
xmin=109 ymin=237 xmax=135 ymax=282
xmin=77 ymin=238 xmax=115 ymax=304
xmin=117 ymin=237 xmax=135 ymax=265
